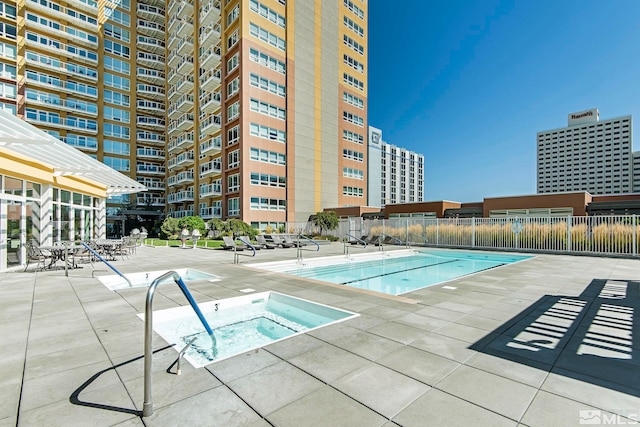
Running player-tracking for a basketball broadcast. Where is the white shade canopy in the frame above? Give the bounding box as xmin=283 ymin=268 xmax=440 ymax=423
xmin=0 ymin=110 xmax=147 ymax=195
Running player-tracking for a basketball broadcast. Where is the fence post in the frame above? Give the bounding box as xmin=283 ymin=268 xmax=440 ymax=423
xmin=471 ymin=217 xmax=475 ymax=248
xmin=634 ymin=214 xmax=637 ymax=256
xmin=566 ymin=215 xmax=572 ymax=252
xmin=406 ymin=218 xmax=409 ymax=247
xmin=436 ymin=219 xmax=439 ymax=246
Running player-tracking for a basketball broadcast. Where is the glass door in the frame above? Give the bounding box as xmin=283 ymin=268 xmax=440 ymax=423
xmin=6 ymin=200 xmax=23 ymax=267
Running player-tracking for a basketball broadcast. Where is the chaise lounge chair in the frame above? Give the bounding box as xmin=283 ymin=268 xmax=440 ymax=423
xmin=363 ymin=234 xmax=381 ymax=245
xmin=222 ymin=236 xmax=244 ymax=251
xmin=271 ymin=234 xmax=294 ymax=248
xmin=283 ymin=235 xmax=305 ymax=247
xmin=239 ymin=236 xmax=260 ymax=250
xmin=255 ymin=235 xmax=276 ymax=249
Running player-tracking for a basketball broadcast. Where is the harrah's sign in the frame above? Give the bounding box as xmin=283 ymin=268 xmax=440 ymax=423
xmin=570 ymin=111 xmax=593 ymax=120
xmin=568 ymin=108 xmax=599 ymax=125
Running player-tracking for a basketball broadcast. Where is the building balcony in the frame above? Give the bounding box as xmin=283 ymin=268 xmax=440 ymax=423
xmin=168 ymin=113 xmax=194 ymax=135
xmin=167 ymin=67 xmax=182 ymax=85
xmin=137 ymin=131 xmax=165 ymax=146
xmin=199 ymin=91 xmax=220 ymax=114
xmin=141 ymin=0 xmax=165 ymax=7
xmin=199 ymin=135 xmax=221 ymax=157
xmin=167 ymin=49 xmax=182 ymax=68
xmin=26 ymin=0 xmax=98 ymax=31
xmin=177 ymin=36 xmax=194 ymax=56
xmin=25 ymin=116 xmax=98 ymax=135
xmin=137 ymin=163 xmax=166 ymax=176
xmin=199 ymin=68 xmax=221 ymax=91
xmin=170 ymin=93 xmax=194 ymax=116
xmin=199 ymin=159 xmax=221 ymax=178
xmin=137 ymin=83 xmax=165 ymax=101
xmin=168 ymin=150 xmax=195 ymax=170
xmin=136 ymin=147 xmax=165 ymax=160
xmin=64 ymin=0 xmax=98 ymax=15
xmin=137 ymin=4 xmax=165 ymax=24
xmin=200 ymin=205 xmax=222 ymax=219
xmin=176 ymin=56 xmax=194 ymax=75
xmin=199 ymin=23 xmax=221 ymax=47
xmin=199 ymin=0 xmax=221 ymax=27
xmin=173 ymin=0 xmax=194 ymax=19
xmin=168 ymin=170 xmax=194 ymax=186
xmin=136 ymin=195 xmax=165 ymax=207
xmin=168 ymin=131 xmax=194 ymax=153
xmin=199 ymin=46 xmax=220 ymax=70
xmin=168 ymin=190 xmax=194 ymax=204
xmin=137 ymin=52 xmax=165 ymax=71
xmin=136 ymin=99 xmax=165 ymax=115
xmin=175 ymin=19 xmax=194 ymax=38
xmin=199 ymin=114 xmax=221 ymax=136
xmin=137 ymin=67 xmax=165 ymax=85
xmin=169 ymin=208 xmax=195 ymax=219
xmin=199 ymin=182 xmax=221 ymax=198
xmin=24 ymin=37 xmax=98 ymax=66
xmin=25 ymin=97 xmax=98 ymax=118
xmin=175 ymin=74 xmax=195 ymax=94
xmin=137 ymin=19 xmax=165 ymax=39
xmin=137 ymin=36 xmax=165 ymax=55
xmin=137 ymin=115 xmax=166 ymax=130
xmin=137 ymin=179 xmax=165 ymax=192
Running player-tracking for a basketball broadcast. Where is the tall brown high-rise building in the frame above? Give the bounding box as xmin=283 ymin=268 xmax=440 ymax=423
xmin=0 ymin=0 xmax=368 ymax=231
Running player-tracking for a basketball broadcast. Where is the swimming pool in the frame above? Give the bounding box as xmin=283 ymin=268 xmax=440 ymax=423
xmin=143 ymin=291 xmax=358 ymax=367
xmin=97 ymin=268 xmax=219 ymax=290
xmin=250 ymin=249 xmax=531 ymax=296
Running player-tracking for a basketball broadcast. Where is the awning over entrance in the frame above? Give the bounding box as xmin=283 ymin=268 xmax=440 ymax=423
xmin=0 ymin=110 xmax=146 ymax=196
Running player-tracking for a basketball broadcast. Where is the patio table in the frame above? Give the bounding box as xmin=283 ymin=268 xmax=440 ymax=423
xmin=39 ymin=244 xmax=85 ymax=276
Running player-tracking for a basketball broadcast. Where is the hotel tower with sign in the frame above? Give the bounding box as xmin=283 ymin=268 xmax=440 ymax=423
xmin=0 ymin=0 xmax=368 ymax=230
xmin=537 ymin=108 xmax=633 ymax=195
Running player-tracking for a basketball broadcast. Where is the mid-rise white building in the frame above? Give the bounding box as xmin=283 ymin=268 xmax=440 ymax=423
xmin=368 ymin=127 xmax=424 ymax=207
xmin=537 ymin=108 xmax=633 ymax=195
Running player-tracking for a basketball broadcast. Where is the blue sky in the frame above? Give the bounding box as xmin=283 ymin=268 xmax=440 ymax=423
xmin=368 ymin=0 xmax=640 ymax=202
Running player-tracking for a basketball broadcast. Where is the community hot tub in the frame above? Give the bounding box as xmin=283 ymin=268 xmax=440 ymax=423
xmin=96 ymin=268 xmax=219 ymax=290
xmin=140 ymin=291 xmax=358 ymax=367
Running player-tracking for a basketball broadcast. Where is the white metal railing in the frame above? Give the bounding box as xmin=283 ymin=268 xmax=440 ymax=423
xmin=326 ymin=215 xmax=640 ymax=257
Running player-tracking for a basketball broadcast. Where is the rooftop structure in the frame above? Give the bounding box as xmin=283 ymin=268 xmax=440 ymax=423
xmin=537 ymin=108 xmax=633 ymax=195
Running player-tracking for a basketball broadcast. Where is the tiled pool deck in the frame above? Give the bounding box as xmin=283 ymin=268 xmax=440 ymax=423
xmin=2 ymin=243 xmax=640 ymax=426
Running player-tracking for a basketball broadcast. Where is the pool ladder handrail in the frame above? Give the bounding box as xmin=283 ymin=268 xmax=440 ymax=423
xmin=343 ymin=233 xmax=368 ymax=256
xmin=233 ymin=239 xmax=256 ymax=264
xmin=82 ymin=242 xmax=133 ymax=288
xmin=296 ymin=234 xmax=320 ymax=262
xmin=143 ymin=270 xmax=217 ymax=417
xmin=406 ymin=232 xmax=428 ymax=248
xmin=378 ymin=233 xmax=407 ymax=252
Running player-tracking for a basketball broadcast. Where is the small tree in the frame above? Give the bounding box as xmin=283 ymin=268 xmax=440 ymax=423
xmin=312 ymin=211 xmax=339 ymax=236
xmin=207 ymin=218 xmax=225 ymax=238
xmin=160 ymin=217 xmax=180 ymax=239
xmin=179 ymin=216 xmax=206 ymax=236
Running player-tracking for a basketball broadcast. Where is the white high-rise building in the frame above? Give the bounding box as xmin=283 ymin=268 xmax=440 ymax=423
xmin=368 ymin=126 xmax=424 ymax=207
xmin=537 ymin=108 xmax=633 ymax=195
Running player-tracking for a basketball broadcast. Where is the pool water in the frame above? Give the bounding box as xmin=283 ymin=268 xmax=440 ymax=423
xmin=144 ymin=291 xmax=358 ymax=367
xmin=260 ymin=249 xmax=531 ymax=296
xmin=97 ymin=268 xmax=219 ymax=290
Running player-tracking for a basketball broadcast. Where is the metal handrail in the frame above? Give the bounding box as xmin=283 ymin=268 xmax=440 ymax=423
xmin=175 ymin=336 xmax=198 ymax=376
xmin=378 ymin=233 xmax=406 ymax=251
xmin=81 ymin=242 xmax=132 ymax=287
xmin=233 ymin=239 xmax=256 ymax=264
xmin=296 ymin=234 xmax=320 ymax=262
xmin=344 ymin=233 xmax=367 ymax=256
xmin=143 ymin=271 xmax=217 ymax=417
xmin=406 ymin=232 xmax=428 ymax=248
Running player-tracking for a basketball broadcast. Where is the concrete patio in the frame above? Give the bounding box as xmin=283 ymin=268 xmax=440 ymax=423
xmin=2 ymin=243 xmax=640 ymax=426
